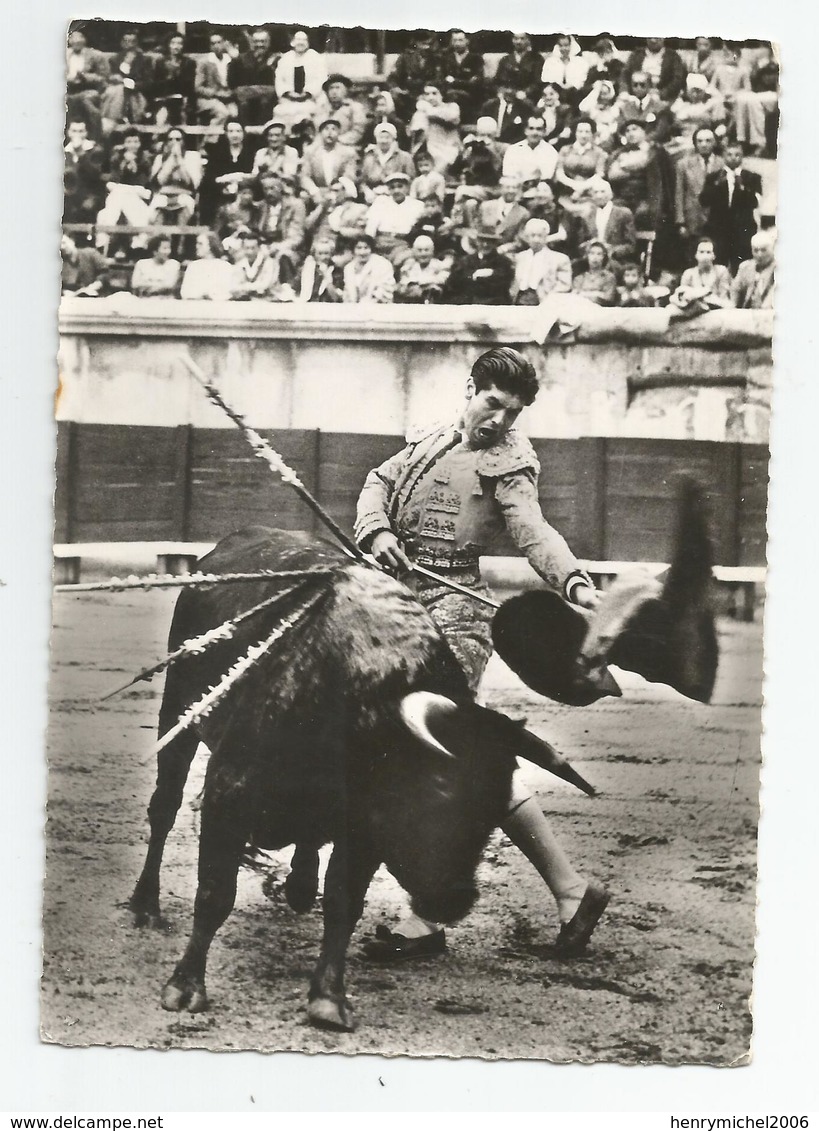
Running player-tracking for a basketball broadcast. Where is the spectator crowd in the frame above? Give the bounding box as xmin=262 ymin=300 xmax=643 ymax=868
xmin=62 ymin=25 xmax=779 ymax=311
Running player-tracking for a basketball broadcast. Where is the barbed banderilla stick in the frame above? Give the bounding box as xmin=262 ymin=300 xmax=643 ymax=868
xmin=153 ymin=588 xmax=326 ymax=756
xmin=54 ymin=568 xmax=332 ymax=594
xmin=99 ymin=579 xmax=314 ymax=701
xmin=178 ymin=352 xmax=502 ymax=611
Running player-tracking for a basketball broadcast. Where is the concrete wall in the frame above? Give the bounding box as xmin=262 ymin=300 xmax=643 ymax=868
xmin=57 ymin=299 xmax=773 ymax=443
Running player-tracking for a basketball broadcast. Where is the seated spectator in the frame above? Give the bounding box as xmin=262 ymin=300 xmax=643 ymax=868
xmin=230 ymin=230 xmax=282 ymax=299
xmin=60 ymin=232 xmax=108 ymax=296
xmin=572 ymin=240 xmax=618 ymax=305
xmin=510 ymin=218 xmax=572 ymax=305
xmin=710 ymin=40 xmax=753 ymax=106
xmin=100 ymin=29 xmax=152 ymax=133
xmin=274 ymin=29 xmax=328 ymax=133
xmin=228 ymin=27 xmax=277 ymax=126
xmin=130 ymin=234 xmax=180 ymax=297
xmin=361 ymin=92 xmax=409 ymax=151
xmin=315 ymin=75 xmax=367 ymax=148
xmin=502 ymin=116 xmax=559 ymax=190
xmin=493 ymin=32 xmax=545 ymax=105
xmin=409 ymin=83 xmax=461 ymax=175
xmin=731 ymin=230 xmax=775 ymax=309
xmin=411 ymin=150 xmax=446 ymax=207
xmin=584 ymin=37 xmax=624 ymax=91
xmin=668 ymin=75 xmax=726 ymax=157
xmin=476 ymin=174 xmax=531 ymax=255
xmin=540 ymin=34 xmax=588 ymax=107
xmin=152 ymin=33 xmax=196 ymax=126
xmin=365 ymin=171 xmax=426 ymax=266
xmin=617 ymin=71 xmax=674 ymax=144
xmin=520 ymin=182 xmax=569 ymax=251
xmin=408 ymin=194 xmax=461 ymax=260
xmin=672 ymin=236 xmax=732 ymax=312
xmin=387 ymin=31 xmax=440 ymax=121
xmin=195 ymin=31 xmax=237 ymax=126
xmin=215 ymin=183 xmax=257 ymax=241
xmin=394 ymin=235 xmax=451 ymax=303
xmin=443 ymin=229 xmax=514 ymax=304
xmin=298 ymin=236 xmax=345 ymax=302
xmin=301 ymin=118 xmax=358 ymax=206
xmin=688 ymin=37 xmax=721 ymax=84
xmin=576 ymin=178 xmax=637 ymax=269
xmin=146 ymin=129 xmax=201 ymax=227
xmin=733 ymin=46 xmax=779 ymax=157
xmin=438 ymin=29 xmax=486 ymax=123
xmin=65 ymin=28 xmax=109 ymax=140
xmin=199 ymin=119 xmax=258 ymax=225
xmin=252 ymin=172 xmax=308 ymax=280
xmin=617 ymin=260 xmax=655 ymax=307
xmin=480 ymin=80 xmax=536 ymax=145
xmin=622 ymin=37 xmax=688 ymax=105
xmin=360 ymin=122 xmax=416 ymax=202
xmin=180 ymin=230 xmax=234 ymax=300
xmin=699 ymin=141 xmax=762 ymax=272
xmin=307 ymin=177 xmax=368 ymax=249
xmin=554 ymin=118 xmax=607 ymax=210
xmin=534 ymin=83 xmax=574 ymax=147
xmin=577 ymin=80 xmax=621 ymax=151
xmin=343 ymin=234 xmax=396 ymax=303
xmin=674 ymin=126 xmax=724 ymax=259
xmin=95 ymin=128 xmax=152 ymax=254
xmin=251 ymin=121 xmax=301 ymax=181
xmin=451 ymin=118 xmax=505 ymax=205
xmin=63 ymin=119 xmax=105 ymax=223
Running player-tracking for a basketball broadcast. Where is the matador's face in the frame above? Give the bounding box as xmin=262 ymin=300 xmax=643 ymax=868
xmin=460 ymin=381 xmax=526 ymax=449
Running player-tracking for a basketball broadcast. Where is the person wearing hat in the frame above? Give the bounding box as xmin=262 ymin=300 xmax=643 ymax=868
xmin=387 ymin=31 xmax=440 ymax=121
xmin=621 ymin=37 xmax=688 ymax=105
xmin=450 ymin=118 xmax=506 ymax=208
xmin=360 ymin=122 xmax=416 ymax=202
xmin=577 ymin=79 xmax=621 ymax=151
xmin=605 ymin=119 xmax=675 ymax=273
xmin=365 ymin=171 xmax=426 ymax=267
xmin=300 ymin=118 xmax=358 ymax=206
xmin=443 ymin=228 xmax=514 ymax=304
xmin=361 ymin=91 xmax=409 ymax=151
xmin=583 ymin=36 xmax=624 ymax=92
xmin=251 ymin=120 xmax=301 ymax=182
xmin=316 ymin=73 xmax=368 ymax=148
xmin=354 ymin=347 xmax=608 ymax=961
xmin=251 ymin=171 xmax=308 ymax=282
xmin=306 ymin=177 xmax=368 ymax=251
xmin=540 ymin=33 xmax=588 ymax=107
xmin=668 ymin=74 xmax=726 ymax=158
xmin=437 ymin=29 xmax=486 ymax=123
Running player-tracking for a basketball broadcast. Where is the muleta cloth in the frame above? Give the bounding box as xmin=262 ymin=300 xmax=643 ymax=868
xmin=492 ymin=479 xmax=719 ymax=706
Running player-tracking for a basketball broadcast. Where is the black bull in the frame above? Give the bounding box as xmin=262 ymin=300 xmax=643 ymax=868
xmin=130 ymin=483 xmax=717 ymax=1032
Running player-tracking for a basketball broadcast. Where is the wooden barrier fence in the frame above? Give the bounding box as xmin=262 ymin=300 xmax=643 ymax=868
xmin=53 ymin=424 xmax=769 ymax=567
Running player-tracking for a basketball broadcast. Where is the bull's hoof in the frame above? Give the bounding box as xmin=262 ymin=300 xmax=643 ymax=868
xmin=285 ymin=865 xmax=319 ymax=913
xmin=161 ymin=973 xmax=208 ymax=1013
xmin=307 ymin=995 xmax=356 ymax=1033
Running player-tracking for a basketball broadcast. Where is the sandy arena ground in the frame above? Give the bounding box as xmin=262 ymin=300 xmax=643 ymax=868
xmin=42 ymin=586 xmax=762 ymax=1064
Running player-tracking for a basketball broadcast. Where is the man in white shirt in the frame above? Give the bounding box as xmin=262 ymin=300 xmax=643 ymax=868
xmin=501 ymin=116 xmax=559 ymax=190
xmin=365 ymin=172 xmax=426 ymax=266
xmin=196 ymin=32 xmax=237 ymax=125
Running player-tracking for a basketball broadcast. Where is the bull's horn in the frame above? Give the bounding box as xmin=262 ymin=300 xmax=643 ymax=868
xmin=399 ymin=692 xmax=459 ymax=758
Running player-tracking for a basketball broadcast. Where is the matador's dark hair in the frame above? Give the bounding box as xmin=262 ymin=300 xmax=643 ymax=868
xmin=471 ymin=347 xmax=540 ymax=405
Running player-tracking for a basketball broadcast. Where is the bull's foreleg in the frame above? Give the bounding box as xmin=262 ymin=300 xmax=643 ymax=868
xmin=161 ymin=763 xmax=251 ymax=1013
xmin=307 ymin=832 xmax=380 ymax=1033
xmin=130 ymin=707 xmax=201 ymax=928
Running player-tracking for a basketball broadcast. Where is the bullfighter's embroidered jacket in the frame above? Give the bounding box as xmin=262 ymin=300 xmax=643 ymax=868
xmin=354 ymin=421 xmax=590 ymax=600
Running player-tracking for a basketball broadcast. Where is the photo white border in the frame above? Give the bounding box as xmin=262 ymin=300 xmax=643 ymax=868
xmin=3 ymin=0 xmax=817 ymax=1112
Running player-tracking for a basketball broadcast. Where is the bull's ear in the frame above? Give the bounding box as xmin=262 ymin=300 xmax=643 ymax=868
xmin=491 ymin=590 xmax=622 ymax=705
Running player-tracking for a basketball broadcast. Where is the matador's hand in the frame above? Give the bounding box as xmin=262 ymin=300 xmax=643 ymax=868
xmin=369 ymin=531 xmax=412 ymax=576
xmin=572 ymin=584 xmax=601 ymax=611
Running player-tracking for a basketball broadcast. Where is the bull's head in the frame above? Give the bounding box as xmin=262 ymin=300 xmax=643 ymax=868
xmin=369 ymin=692 xmax=595 ymax=925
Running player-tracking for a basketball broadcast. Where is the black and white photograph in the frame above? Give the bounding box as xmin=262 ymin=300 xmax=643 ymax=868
xmin=43 ymin=16 xmax=777 ymax=1067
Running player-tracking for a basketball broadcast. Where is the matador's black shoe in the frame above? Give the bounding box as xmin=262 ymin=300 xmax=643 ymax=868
xmin=362 ymin=924 xmax=447 ymax=963
xmin=553 ymin=883 xmax=610 ymax=958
